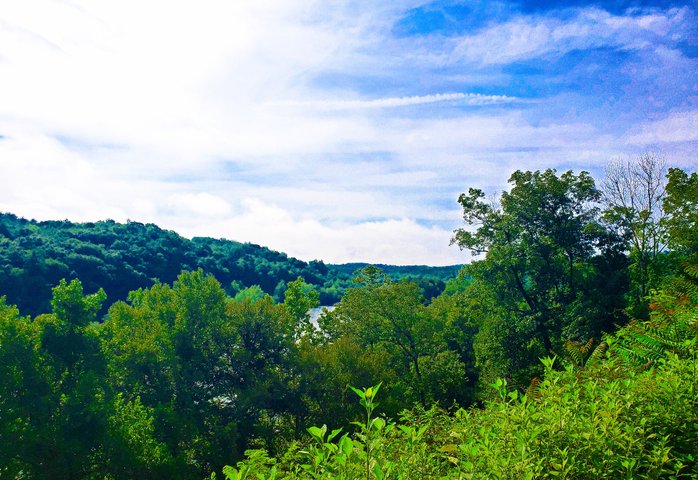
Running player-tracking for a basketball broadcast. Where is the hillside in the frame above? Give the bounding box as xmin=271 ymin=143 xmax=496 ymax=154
xmin=1 ymin=166 xmax=696 ymax=479
xmin=0 ymin=213 xmax=461 ymax=316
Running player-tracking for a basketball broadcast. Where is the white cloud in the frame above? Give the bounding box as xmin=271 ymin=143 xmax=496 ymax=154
xmin=0 ymin=2 xmax=694 ymax=265
xmin=166 ymin=193 xmax=232 ymax=218
xmin=451 ymin=7 xmax=692 ymax=65
xmin=625 ymin=110 xmax=698 ymax=144
xmin=172 ymin=198 xmax=468 ymax=266
xmin=276 ymin=92 xmax=520 ymax=110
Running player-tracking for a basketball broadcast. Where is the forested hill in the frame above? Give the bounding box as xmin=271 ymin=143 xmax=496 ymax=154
xmin=0 ymin=212 xmax=461 ymax=316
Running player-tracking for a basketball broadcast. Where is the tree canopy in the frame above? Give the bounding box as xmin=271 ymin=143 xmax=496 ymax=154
xmin=0 ymin=163 xmax=696 ymax=479
xmin=0 ymin=214 xmax=459 ymax=317
xmin=453 ymin=169 xmax=627 ymax=385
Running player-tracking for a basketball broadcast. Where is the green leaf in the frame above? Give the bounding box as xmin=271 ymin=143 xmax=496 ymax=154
xmin=349 ymin=385 xmax=365 ymax=400
xmin=327 ymin=427 xmax=343 ymax=442
xmin=307 ymin=425 xmax=326 ymax=442
xmin=339 ymin=435 xmax=353 ymax=456
xmin=373 ymin=463 xmax=385 ymax=480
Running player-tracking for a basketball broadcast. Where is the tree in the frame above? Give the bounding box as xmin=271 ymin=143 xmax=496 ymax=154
xmin=660 ymin=167 xmax=698 ymax=306
xmin=32 ymin=279 xmax=110 ymax=479
xmin=602 ymin=153 xmax=667 ymax=318
xmin=453 ymin=169 xmax=626 ymax=388
xmin=663 ymin=167 xmax=698 ymax=259
xmin=423 ymin=290 xmax=478 ymax=404
xmin=233 ymin=284 xmax=268 ymax=303
xmin=0 ymin=298 xmax=51 ymax=478
xmin=101 ymin=394 xmax=172 ymax=478
xmin=222 ymin=295 xmax=297 ymax=454
xmin=99 ymin=270 xmax=238 ymax=477
xmin=330 ymin=269 xmax=429 ymax=403
xmin=322 ymin=267 xmax=468 ymax=408
xmin=283 ymin=276 xmax=320 ymax=339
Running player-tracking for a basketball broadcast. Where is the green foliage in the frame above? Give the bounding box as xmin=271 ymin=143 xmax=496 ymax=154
xmin=558 ymin=338 xmax=608 ymax=370
xmin=96 ymin=270 xmax=298 ymax=476
xmin=2 ymin=165 xmax=697 ymax=479
xmin=234 ymin=284 xmax=269 ymax=303
xmin=322 ymin=267 xmax=473 ymax=409
xmin=101 ymin=393 xmax=172 ymax=478
xmin=291 ymin=334 xmax=398 ymax=432
xmin=613 ymin=258 xmax=698 ymax=369
xmin=453 ymin=169 xmax=628 ymax=389
xmin=0 ymin=213 xmax=459 ymax=317
xmin=663 ymin=168 xmax=698 ymax=257
xmin=0 ymin=297 xmax=50 ymax=478
xmin=50 ymin=277 xmax=107 ymax=327
xmin=283 ymin=277 xmax=320 ymax=339
xmin=225 ymin=307 xmax=698 ymax=479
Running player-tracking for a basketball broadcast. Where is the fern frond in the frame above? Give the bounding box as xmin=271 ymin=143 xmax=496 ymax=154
xmin=585 ymin=341 xmax=608 ymax=367
xmin=682 ymin=261 xmax=698 ymax=279
xmin=563 ymin=338 xmax=596 ymax=368
xmin=525 ymin=377 xmax=542 ymax=401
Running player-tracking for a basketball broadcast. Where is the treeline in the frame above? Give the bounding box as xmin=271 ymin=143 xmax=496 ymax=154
xmin=0 ymin=160 xmax=696 ymax=479
xmin=0 ymin=214 xmax=460 ymax=317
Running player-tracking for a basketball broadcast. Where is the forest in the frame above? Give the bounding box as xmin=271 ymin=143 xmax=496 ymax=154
xmin=0 ymin=159 xmax=697 ymax=479
xmin=0 ymin=214 xmax=460 ymax=317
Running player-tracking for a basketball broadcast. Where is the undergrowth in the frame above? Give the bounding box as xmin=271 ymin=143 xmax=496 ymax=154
xmin=218 ymin=304 xmax=698 ymax=480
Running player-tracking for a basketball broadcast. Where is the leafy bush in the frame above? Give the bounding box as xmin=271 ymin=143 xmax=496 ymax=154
xmin=222 ymin=318 xmax=698 ymax=479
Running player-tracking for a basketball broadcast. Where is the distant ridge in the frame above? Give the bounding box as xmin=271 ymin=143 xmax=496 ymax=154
xmin=330 ymin=262 xmax=462 ymax=277
xmin=0 ymin=213 xmax=462 ymax=317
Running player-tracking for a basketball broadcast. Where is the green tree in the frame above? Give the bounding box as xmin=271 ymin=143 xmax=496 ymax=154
xmin=659 ymin=167 xmax=698 ymax=309
xmin=602 ymin=153 xmax=668 ymax=318
xmin=233 ymin=284 xmax=268 ymax=303
xmin=99 ymin=283 xmax=179 ymax=406
xmin=222 ymin=295 xmax=297 ymax=454
xmin=291 ymin=334 xmax=398 ymax=433
xmin=33 ymin=279 xmax=109 ymax=479
xmin=323 ymin=267 xmax=467 ymax=408
xmin=453 ymin=169 xmax=626 ymax=388
xmin=283 ymin=276 xmax=320 ymax=339
xmin=425 ymin=286 xmax=478 ymax=403
xmin=663 ymin=167 xmax=698 ymax=259
xmin=0 ymin=297 xmax=51 ymax=478
xmin=99 ymin=271 xmax=236 ymax=477
xmin=100 ymin=393 xmax=173 ymax=478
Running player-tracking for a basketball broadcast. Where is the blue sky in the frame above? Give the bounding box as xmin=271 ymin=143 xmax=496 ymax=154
xmin=0 ymin=1 xmax=696 ymax=265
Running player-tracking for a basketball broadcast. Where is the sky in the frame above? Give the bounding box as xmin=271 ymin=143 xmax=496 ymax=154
xmin=0 ymin=0 xmax=696 ymax=266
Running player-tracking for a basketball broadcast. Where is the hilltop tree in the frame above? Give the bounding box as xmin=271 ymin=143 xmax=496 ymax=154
xmin=453 ymin=169 xmax=627 ymax=387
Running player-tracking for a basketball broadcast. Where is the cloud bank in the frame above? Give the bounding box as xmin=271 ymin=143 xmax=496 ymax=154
xmin=0 ymin=0 xmax=696 ymax=265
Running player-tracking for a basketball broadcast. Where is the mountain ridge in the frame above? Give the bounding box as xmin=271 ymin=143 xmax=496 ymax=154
xmin=0 ymin=212 xmax=462 ymax=316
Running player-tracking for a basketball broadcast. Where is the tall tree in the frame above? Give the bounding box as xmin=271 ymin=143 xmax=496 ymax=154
xmin=660 ymin=167 xmax=698 ymax=304
xmin=663 ymin=167 xmax=698 ymax=259
xmin=0 ymin=298 xmax=51 ymax=478
xmin=602 ymin=153 xmax=667 ymax=318
xmin=453 ymin=169 xmax=626 ymax=387
xmin=33 ymin=279 xmax=109 ymax=479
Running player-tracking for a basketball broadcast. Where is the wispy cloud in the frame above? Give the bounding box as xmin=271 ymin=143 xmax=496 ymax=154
xmin=0 ymin=0 xmax=695 ymax=265
xmin=276 ymin=92 xmax=522 ymax=110
xmin=450 ymin=7 xmax=693 ymax=65
xmin=626 ymin=110 xmax=698 ymax=144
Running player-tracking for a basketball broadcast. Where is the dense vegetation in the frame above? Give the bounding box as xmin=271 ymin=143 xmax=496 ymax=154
xmin=0 ymin=214 xmax=460 ymax=317
xmin=0 ymin=160 xmax=696 ymax=479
